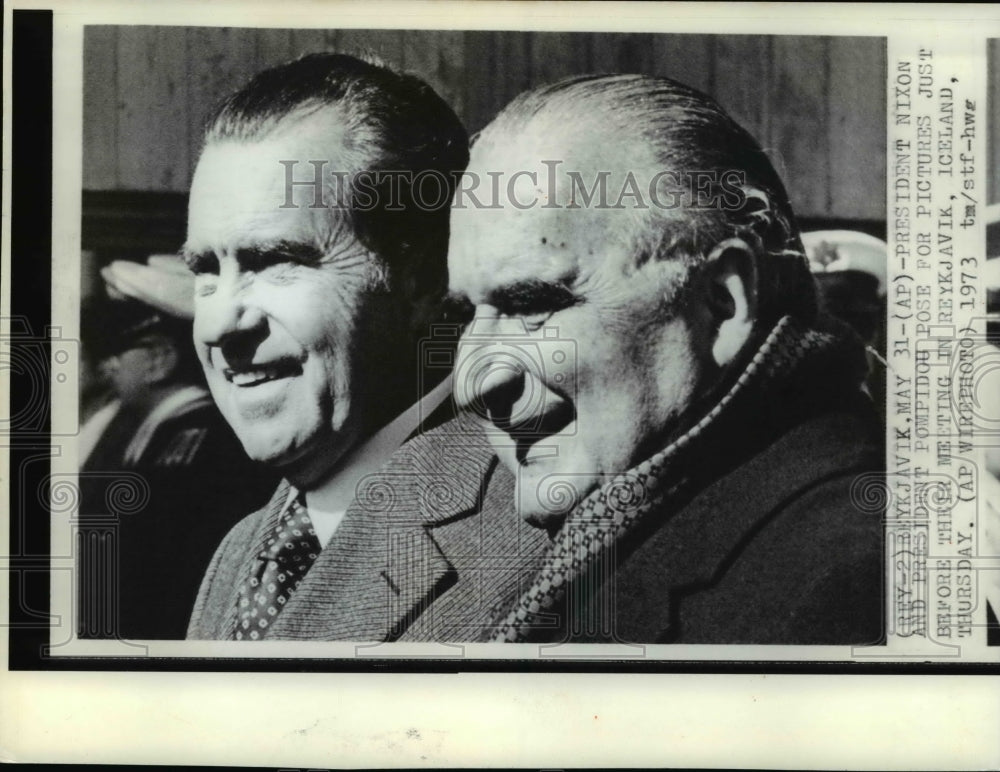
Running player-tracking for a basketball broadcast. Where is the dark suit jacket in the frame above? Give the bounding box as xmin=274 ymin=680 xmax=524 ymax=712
xmin=187 ymin=415 xmax=549 ymax=641
xmin=554 ymin=399 xmax=885 ymax=645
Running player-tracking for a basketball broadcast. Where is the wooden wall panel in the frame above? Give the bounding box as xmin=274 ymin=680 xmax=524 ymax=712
xmin=117 ymin=27 xmax=189 ymax=191
xmin=462 ymin=31 xmax=531 ymax=134
xmin=253 ymin=28 xmax=295 ymax=74
xmin=84 ymin=28 xmax=887 ymax=219
xmin=768 ymin=36 xmax=831 ymax=217
xmin=651 ymin=33 xmax=714 ymax=93
xmin=335 ymin=28 xmax=404 ymax=64
xmin=713 ymin=36 xmax=771 ymax=149
xmin=402 ymin=30 xmax=466 ymax=121
xmin=529 ymin=32 xmax=591 ymax=88
xmin=590 ymin=33 xmax=655 ymax=76
xmin=185 ymin=28 xmax=259 ymax=186
xmin=82 ymin=27 xmax=118 ymax=190
xmin=829 ymin=37 xmax=886 ymax=219
xmin=289 ymin=28 xmax=332 ymax=57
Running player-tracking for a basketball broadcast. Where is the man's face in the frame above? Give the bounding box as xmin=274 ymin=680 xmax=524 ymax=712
xmin=185 ymin=117 xmax=406 ymax=485
xmin=104 ymin=338 xmax=162 ymax=404
xmin=448 ymin=133 xmax=707 ymax=526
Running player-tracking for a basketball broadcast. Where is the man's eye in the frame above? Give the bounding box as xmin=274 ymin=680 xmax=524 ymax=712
xmin=518 ymin=311 xmax=555 ymax=332
xmin=440 ymin=296 xmax=475 ymax=326
xmin=495 ymin=283 xmax=579 ymax=320
xmin=241 ymin=244 xmax=324 ymax=272
xmin=184 ymin=252 xmax=219 ymax=276
xmin=242 ymin=251 xmax=292 ymax=273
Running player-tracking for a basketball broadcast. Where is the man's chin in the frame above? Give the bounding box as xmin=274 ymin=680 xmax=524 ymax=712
xmin=240 ymin=440 xmax=297 ymax=470
xmin=231 ymin=427 xmax=309 ymax=470
xmin=515 ymin=469 xmax=595 ymax=532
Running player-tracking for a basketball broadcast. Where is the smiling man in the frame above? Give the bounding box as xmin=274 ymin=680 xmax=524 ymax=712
xmin=449 ymin=75 xmax=885 ymax=644
xmin=183 ymin=53 xmax=545 ymax=641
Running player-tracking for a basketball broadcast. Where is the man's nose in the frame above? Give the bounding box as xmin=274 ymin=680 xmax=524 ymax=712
xmin=193 ymin=271 xmax=265 ymax=348
xmin=454 ymin=314 xmax=530 ymax=429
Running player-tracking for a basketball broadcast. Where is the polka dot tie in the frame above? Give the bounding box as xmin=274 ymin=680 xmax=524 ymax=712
xmin=234 ymin=496 xmax=321 ymax=640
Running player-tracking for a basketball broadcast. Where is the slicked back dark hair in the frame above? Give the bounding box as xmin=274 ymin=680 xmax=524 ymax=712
xmin=475 ymin=73 xmax=817 ymax=326
xmin=203 ymin=52 xmax=469 ymax=302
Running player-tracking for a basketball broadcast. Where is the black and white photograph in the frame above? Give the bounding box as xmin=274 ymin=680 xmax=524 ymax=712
xmin=3 ymin=1 xmax=1000 ymax=768
xmin=74 ymin=25 xmax=891 ymax=649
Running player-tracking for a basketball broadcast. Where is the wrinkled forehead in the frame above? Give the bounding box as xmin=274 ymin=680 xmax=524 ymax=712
xmin=186 ymin=109 xmax=357 ymax=247
xmin=448 ymin=120 xmax=666 ymax=290
xmin=474 ymin=112 xmax=656 ymax=191
xmin=191 ymin=105 xmax=356 ymax=199
xmin=208 ymin=102 xmax=355 ymax=162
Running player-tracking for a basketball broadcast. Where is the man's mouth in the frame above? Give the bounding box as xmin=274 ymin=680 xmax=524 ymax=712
xmin=223 ymin=358 xmax=302 ymax=387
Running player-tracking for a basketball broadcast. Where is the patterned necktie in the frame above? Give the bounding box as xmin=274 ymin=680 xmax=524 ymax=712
xmin=235 ymin=495 xmax=322 ymax=640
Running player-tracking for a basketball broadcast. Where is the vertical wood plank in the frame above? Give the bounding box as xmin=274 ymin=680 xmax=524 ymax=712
xmin=401 ymin=30 xmax=466 ymax=121
xmin=289 ymin=28 xmax=329 ymax=57
xmin=83 ymin=26 xmax=118 ymax=190
xmin=529 ymin=31 xmax=591 ymax=87
xmin=336 ymin=28 xmax=404 ymax=67
xmin=186 ymin=27 xmax=260 ymax=185
xmin=117 ymin=27 xmax=189 ymax=191
xmin=650 ymin=33 xmax=714 ymax=93
xmin=493 ymin=32 xmax=533 ymax=114
xmin=828 ymin=37 xmax=886 ymax=219
xmin=254 ymin=27 xmax=294 ymax=72
xmin=461 ymin=31 xmax=496 ymax=134
xmin=589 ymin=32 xmax=655 ymax=76
xmin=462 ymin=31 xmax=532 ymax=134
xmin=767 ymin=36 xmax=831 ymax=218
xmin=713 ymin=35 xmax=772 ymax=151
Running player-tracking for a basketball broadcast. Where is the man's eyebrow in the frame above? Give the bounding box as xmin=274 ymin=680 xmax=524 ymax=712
xmin=235 ymin=241 xmax=325 ymax=267
xmin=485 ymin=278 xmax=580 ymax=313
xmin=179 ymin=241 xmax=327 ymax=274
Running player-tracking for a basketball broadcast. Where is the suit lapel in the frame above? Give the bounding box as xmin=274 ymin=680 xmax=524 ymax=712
xmin=267 ymin=502 xmax=455 ymax=641
xmin=267 ymin=414 xmax=499 ymax=641
xmin=403 ymin=460 xmax=553 ymax=641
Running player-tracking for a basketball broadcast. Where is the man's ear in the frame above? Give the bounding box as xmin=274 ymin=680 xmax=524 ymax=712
xmin=704 ymin=237 xmax=758 ymax=368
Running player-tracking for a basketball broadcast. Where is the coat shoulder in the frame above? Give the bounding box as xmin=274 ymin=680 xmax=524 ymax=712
xmin=186 ymin=483 xmax=288 ymax=638
xmin=609 ymin=403 xmax=885 ymax=645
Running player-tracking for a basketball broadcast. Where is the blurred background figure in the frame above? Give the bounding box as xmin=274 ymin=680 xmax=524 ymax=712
xmin=802 ymin=230 xmax=886 ymax=344
xmin=81 ymin=255 xmax=210 ymax=467
xmin=78 ymin=255 xmax=277 ymax=640
xmin=802 ymin=230 xmax=888 ymax=423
